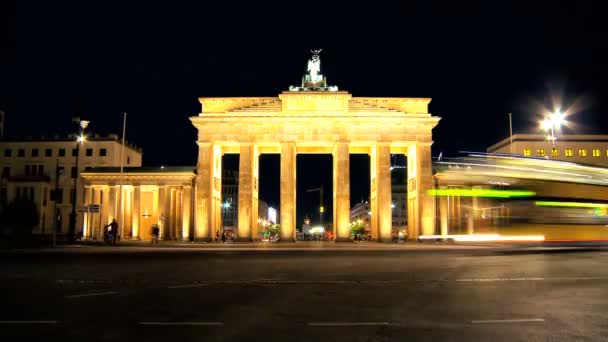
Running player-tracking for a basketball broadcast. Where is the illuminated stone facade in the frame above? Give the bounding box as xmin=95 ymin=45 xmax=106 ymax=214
xmin=192 ymin=91 xmax=440 ymax=241
xmin=80 ymin=167 xmax=195 ymax=241
xmin=488 ymin=134 xmax=608 ymax=167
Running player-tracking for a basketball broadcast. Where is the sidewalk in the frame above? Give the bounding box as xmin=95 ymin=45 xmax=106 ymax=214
xmin=70 ymin=239 xmax=498 ymax=251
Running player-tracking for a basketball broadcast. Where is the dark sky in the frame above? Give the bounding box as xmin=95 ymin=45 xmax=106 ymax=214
xmin=4 ymin=3 xmax=607 ymax=225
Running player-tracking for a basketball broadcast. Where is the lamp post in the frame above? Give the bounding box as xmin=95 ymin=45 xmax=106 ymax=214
xmin=68 ymin=119 xmax=89 ymax=243
xmin=540 ymin=110 xmax=565 ymax=158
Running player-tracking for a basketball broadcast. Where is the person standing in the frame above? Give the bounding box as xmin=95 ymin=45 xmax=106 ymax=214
xmin=109 ymin=218 xmax=118 ymax=245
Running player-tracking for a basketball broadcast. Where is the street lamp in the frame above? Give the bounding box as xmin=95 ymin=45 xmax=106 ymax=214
xmin=69 ymin=119 xmax=89 ymax=243
xmin=540 ymin=110 xmax=565 ymax=148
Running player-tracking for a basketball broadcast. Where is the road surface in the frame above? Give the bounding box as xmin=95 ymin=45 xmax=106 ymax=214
xmin=1 ymin=246 xmax=606 ymax=341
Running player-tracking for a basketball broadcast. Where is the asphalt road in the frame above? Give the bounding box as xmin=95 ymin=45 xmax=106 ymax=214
xmin=1 ymin=246 xmax=607 ymax=341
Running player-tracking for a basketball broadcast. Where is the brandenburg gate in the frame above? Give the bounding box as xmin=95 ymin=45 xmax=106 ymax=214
xmin=191 ymin=51 xmax=440 ymax=242
xmin=80 ymin=52 xmax=440 ymax=242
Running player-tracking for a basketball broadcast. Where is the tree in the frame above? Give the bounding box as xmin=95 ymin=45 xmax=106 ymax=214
xmin=350 ymin=220 xmax=366 ymax=237
xmin=0 ymin=198 xmax=39 ymax=239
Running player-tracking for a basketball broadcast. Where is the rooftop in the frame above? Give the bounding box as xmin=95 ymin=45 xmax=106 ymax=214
xmin=488 ymin=134 xmax=608 ymax=152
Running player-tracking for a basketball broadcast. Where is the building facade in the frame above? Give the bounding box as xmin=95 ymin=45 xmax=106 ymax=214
xmin=488 ymin=134 xmax=608 ymax=167
xmin=0 ymin=135 xmax=142 ymax=235
xmin=80 ymin=167 xmax=194 ymax=241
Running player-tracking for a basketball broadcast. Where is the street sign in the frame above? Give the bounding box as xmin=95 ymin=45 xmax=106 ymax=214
xmin=88 ymin=204 xmax=100 ymax=213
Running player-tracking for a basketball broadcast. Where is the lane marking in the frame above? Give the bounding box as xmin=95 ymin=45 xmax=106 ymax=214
xmin=0 ymin=320 xmax=58 ymax=324
xmin=65 ymin=291 xmax=118 ymax=299
xmin=456 ymin=277 xmax=608 ymax=282
xmin=308 ymin=322 xmax=390 ymax=327
xmin=139 ymin=321 xmax=223 ymax=326
xmin=168 ymin=283 xmax=206 ymax=289
xmin=471 ymin=318 xmax=545 ymax=324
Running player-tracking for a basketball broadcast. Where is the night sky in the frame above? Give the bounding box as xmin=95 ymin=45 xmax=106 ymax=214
xmin=4 ymin=3 xmax=607 ymax=225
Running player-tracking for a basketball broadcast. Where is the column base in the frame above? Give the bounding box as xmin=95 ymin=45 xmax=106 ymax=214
xmin=237 ymin=238 xmax=252 ymax=242
xmin=377 ymin=238 xmax=394 ymax=243
xmin=335 ymin=237 xmax=353 ymax=243
xmin=193 ymin=237 xmax=212 ymax=242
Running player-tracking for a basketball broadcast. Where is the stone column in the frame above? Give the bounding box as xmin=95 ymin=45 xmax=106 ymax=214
xmin=93 ymin=188 xmax=102 ymax=240
xmin=195 ymin=143 xmax=222 ymax=241
xmin=373 ymin=143 xmax=392 ymax=242
xmin=132 ymin=185 xmax=141 ymax=239
xmin=407 ymin=143 xmax=435 ymax=239
xmin=108 ymin=186 xmax=117 ymax=223
xmin=101 ymin=187 xmax=110 ymax=230
xmin=123 ymin=187 xmax=132 ymax=239
xmin=158 ymin=186 xmax=166 ymax=240
xmin=417 ymin=144 xmax=435 ymax=237
xmin=163 ymin=187 xmax=171 ymax=240
xmin=182 ymin=185 xmax=192 ymax=241
xmin=333 ymin=142 xmax=350 ymax=241
xmin=170 ymin=187 xmax=177 ymax=239
xmin=238 ymin=144 xmax=259 ymax=241
xmin=280 ymin=142 xmax=296 ymax=242
xmin=83 ymin=186 xmax=93 ymax=239
xmin=176 ymin=189 xmax=183 ymax=240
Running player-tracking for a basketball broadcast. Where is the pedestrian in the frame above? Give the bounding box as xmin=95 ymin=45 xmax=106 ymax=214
xmin=221 ymin=230 xmax=226 ymax=243
xmin=107 ymin=218 xmax=118 ymax=245
xmin=151 ymin=224 xmax=160 ymax=244
xmin=216 ymin=229 xmax=220 ymax=243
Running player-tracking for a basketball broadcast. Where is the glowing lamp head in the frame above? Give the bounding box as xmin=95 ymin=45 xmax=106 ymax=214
xmin=551 ymin=111 xmax=565 ymax=127
xmin=540 ymin=119 xmax=552 ymax=131
xmin=76 ymin=134 xmax=86 ymax=143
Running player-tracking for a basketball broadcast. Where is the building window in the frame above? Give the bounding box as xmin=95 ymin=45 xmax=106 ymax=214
xmin=86 ymin=148 xmax=93 ymax=157
xmin=2 ymin=167 xmax=10 ymax=178
xmin=127 ymin=156 xmax=131 ymax=165
xmin=579 ymin=149 xmax=587 ymax=157
xmin=25 ymin=165 xmax=31 ymax=176
xmin=18 ymin=149 xmax=25 ymax=157
xmin=71 ymin=166 xmax=77 ymax=178
xmin=523 ymin=148 xmax=531 ymax=157
xmin=45 ymin=148 xmax=52 ymax=157
xmin=57 ymin=166 xmax=65 ymax=177
xmin=592 ymin=149 xmax=600 ymax=157
xmin=72 ymin=148 xmax=78 ymax=157
xmin=29 ymin=187 xmax=34 ymax=200
xmin=565 ymin=149 xmax=573 ymax=157
xmin=51 ymin=188 xmax=63 ymax=204
xmin=99 ymin=148 xmax=107 ymax=157
xmin=59 ymin=148 xmax=66 ymax=157
xmin=38 ymin=165 xmax=44 ymax=175
xmin=4 ymin=149 xmax=11 ymax=157
xmin=537 ymin=148 xmax=546 ymax=157
xmin=31 ymin=148 xmax=39 ymax=157
xmin=551 ymin=148 xmax=559 ymax=157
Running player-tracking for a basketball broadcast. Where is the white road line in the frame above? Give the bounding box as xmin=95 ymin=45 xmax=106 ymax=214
xmin=471 ymin=319 xmax=545 ymax=324
xmin=456 ymin=277 xmax=608 ymax=282
xmin=0 ymin=320 xmax=58 ymax=324
xmin=307 ymin=322 xmax=390 ymax=327
xmin=65 ymin=291 xmax=118 ymax=299
xmin=138 ymin=322 xmax=223 ymax=326
xmin=168 ymin=283 xmax=206 ymax=289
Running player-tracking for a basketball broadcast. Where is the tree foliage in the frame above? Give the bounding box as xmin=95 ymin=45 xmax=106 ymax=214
xmin=0 ymin=198 xmax=39 ymax=237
